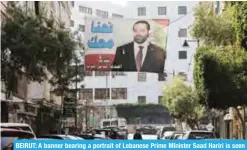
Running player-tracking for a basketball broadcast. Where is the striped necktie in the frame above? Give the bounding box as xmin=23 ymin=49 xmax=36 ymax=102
xmin=136 ymin=46 xmax=144 ymax=71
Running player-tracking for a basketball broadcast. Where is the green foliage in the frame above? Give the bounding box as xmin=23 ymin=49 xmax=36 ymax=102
xmin=162 ymin=77 xmax=205 ymax=128
xmin=227 ymin=1 xmax=247 ymax=50
xmin=115 ymin=104 xmax=171 ymax=123
xmin=194 ymin=46 xmax=247 ymax=109
xmin=1 ymin=2 xmax=77 ymax=97
xmin=190 ymin=2 xmax=235 ymax=46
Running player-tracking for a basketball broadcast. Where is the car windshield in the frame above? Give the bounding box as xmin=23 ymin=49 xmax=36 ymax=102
xmin=139 ymin=128 xmax=157 ymax=135
xmin=1 ymin=131 xmax=34 ymax=150
xmin=94 ymin=130 xmax=107 ymax=135
xmin=102 ymin=121 xmax=110 ymax=127
xmin=162 ymin=127 xmax=176 ymax=134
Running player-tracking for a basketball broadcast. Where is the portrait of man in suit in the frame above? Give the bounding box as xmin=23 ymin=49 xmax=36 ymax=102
xmin=111 ymin=20 xmax=166 ymax=73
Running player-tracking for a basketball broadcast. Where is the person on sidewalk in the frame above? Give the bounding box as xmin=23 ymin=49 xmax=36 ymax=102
xmin=133 ymin=129 xmax=142 ymax=140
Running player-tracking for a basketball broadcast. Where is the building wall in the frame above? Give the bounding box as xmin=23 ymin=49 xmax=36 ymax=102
xmin=1 ymin=1 xmax=7 ymax=19
xmin=71 ymin=1 xmax=198 ymax=106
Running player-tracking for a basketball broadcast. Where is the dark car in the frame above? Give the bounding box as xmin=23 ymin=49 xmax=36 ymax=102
xmin=38 ymin=134 xmax=84 ymax=140
xmin=102 ymin=127 xmax=127 ymax=139
xmin=139 ymin=126 xmax=157 ymax=135
xmin=1 ymin=128 xmax=35 ymax=150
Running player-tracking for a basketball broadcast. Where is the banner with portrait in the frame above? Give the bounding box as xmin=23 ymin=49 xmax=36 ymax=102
xmin=84 ymin=18 xmax=169 ymax=73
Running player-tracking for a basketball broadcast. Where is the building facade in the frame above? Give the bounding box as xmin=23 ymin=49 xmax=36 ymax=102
xmin=70 ymin=1 xmax=198 ymax=125
xmin=1 ymin=1 xmax=72 ymax=134
xmin=69 ymin=1 xmax=126 ymax=129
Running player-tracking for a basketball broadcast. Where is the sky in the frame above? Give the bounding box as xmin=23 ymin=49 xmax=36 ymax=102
xmin=110 ymin=0 xmax=128 ymax=6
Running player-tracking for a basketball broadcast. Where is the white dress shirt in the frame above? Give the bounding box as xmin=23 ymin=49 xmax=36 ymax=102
xmin=134 ymin=41 xmax=149 ymax=65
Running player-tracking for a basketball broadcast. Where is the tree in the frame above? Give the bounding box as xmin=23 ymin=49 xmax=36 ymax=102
xmin=115 ymin=104 xmax=171 ymax=124
xmin=49 ymin=30 xmax=84 ymax=97
xmin=227 ymin=2 xmax=247 ymax=50
xmin=1 ymin=2 xmax=76 ymax=99
xmin=191 ymin=1 xmax=247 ymax=138
xmin=190 ymin=2 xmax=235 ymax=46
xmin=162 ymin=77 xmax=205 ymax=129
xmin=193 ymin=45 xmax=247 ymax=137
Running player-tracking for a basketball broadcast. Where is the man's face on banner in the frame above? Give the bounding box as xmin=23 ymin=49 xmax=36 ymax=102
xmin=133 ymin=23 xmax=149 ymax=44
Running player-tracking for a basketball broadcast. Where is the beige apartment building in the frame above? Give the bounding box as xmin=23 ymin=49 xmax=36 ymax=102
xmin=1 ymin=1 xmax=71 ymax=134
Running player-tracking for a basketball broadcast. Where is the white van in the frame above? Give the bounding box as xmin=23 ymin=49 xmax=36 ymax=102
xmin=0 ymin=123 xmax=36 ymax=137
xmin=100 ymin=118 xmax=127 ymax=129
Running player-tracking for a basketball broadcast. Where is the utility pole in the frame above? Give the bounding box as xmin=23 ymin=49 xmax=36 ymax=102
xmin=105 ymin=73 xmax=108 ymax=118
xmin=85 ymin=98 xmax=88 ymax=130
xmin=74 ymin=60 xmax=78 ymax=129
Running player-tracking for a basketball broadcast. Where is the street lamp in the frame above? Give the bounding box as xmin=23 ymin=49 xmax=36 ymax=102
xmin=182 ymin=39 xmax=200 ymax=72
xmin=183 ymin=39 xmax=200 ymax=48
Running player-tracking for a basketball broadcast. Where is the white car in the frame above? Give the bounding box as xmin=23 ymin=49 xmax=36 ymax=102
xmin=157 ymin=126 xmax=176 ymax=139
xmin=1 ymin=123 xmax=35 ymax=137
xmin=182 ymin=130 xmax=216 ymax=139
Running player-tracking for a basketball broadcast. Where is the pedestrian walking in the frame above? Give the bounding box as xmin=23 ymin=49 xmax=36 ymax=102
xmin=133 ymin=129 xmax=142 ymax=140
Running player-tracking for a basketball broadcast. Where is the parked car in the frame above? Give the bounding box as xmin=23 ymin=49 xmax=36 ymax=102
xmin=1 ymin=123 xmax=35 ymax=137
xmin=88 ymin=129 xmax=125 ymax=139
xmin=1 ymin=128 xmax=35 ymax=150
xmin=182 ymin=130 xmax=216 ymax=139
xmin=102 ymin=127 xmax=128 ymax=139
xmin=38 ymin=134 xmax=84 ymax=140
xmin=74 ymin=134 xmax=106 ymax=140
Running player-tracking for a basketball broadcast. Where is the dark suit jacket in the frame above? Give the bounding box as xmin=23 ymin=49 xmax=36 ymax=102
xmin=111 ymin=42 xmax=166 ymax=73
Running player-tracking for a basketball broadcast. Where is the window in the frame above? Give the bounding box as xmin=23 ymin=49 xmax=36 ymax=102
xmin=34 ymin=1 xmax=39 ymax=15
xmin=111 ymin=88 xmax=127 ymax=99
xmin=178 ymin=72 xmax=187 ymax=81
xmin=80 ymin=89 xmax=93 ymax=100
xmin=138 ymin=73 xmax=146 ymax=82
xmin=112 ymin=13 xmax=123 ymax=18
xmin=158 ymin=96 xmax=163 ymax=104
xmin=11 ymin=77 xmax=18 ymax=94
xmin=96 ymin=9 xmax=108 ymax=18
xmin=71 ymin=1 xmax=74 ymax=7
xmin=79 ymin=24 xmax=85 ymax=32
xmin=178 ymin=28 xmax=187 ymax=37
xmin=95 ymin=71 xmax=109 ymax=76
xmin=138 ymin=7 xmax=146 ymax=16
xmin=178 ymin=6 xmax=187 ymax=15
xmin=70 ymin=20 xmax=74 ymax=27
xmin=158 ymin=7 xmax=166 ymax=15
xmin=85 ymin=71 xmax=93 ymax=76
xmin=95 ymin=88 xmax=110 ymax=100
xmin=1 ymin=81 xmax=6 ymax=92
xmin=179 ymin=51 xmax=187 ymax=59
xmin=138 ymin=96 xmax=146 ymax=104
xmin=112 ymin=72 xmax=126 ymax=76
xmin=79 ymin=6 xmax=92 ymax=14
xmin=158 ymin=73 xmax=166 ymax=81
